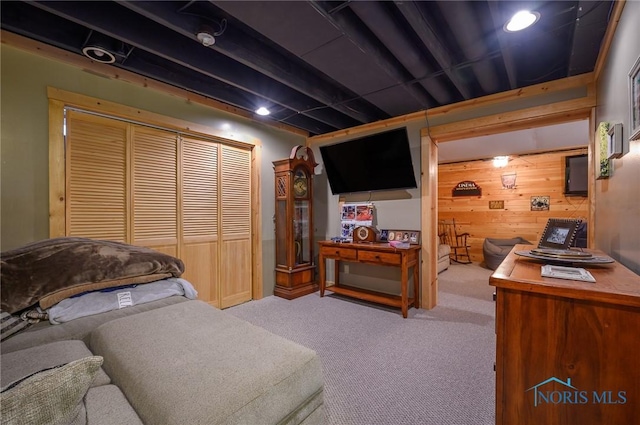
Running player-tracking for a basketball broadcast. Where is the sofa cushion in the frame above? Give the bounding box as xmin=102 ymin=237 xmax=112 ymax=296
xmin=90 ymin=300 xmax=324 ymax=425
xmin=1 ymin=340 xmax=110 ymax=388
xmin=0 ymin=356 xmax=103 ymax=425
xmin=85 ymin=385 xmax=144 ymax=425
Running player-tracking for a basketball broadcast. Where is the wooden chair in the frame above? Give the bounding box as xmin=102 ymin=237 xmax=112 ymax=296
xmin=438 ymin=219 xmax=472 ymax=264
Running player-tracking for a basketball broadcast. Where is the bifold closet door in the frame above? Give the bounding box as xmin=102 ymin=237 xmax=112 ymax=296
xmin=130 ymin=126 xmax=178 ymax=257
xmin=219 ymin=145 xmax=252 ymax=308
xmin=66 ymin=111 xmax=128 ymax=241
xmin=65 ymin=110 xmax=253 ymax=309
xmin=181 ymin=137 xmax=219 ymax=306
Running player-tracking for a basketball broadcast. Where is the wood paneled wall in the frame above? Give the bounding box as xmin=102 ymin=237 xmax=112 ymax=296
xmin=438 ymin=148 xmax=589 ymax=263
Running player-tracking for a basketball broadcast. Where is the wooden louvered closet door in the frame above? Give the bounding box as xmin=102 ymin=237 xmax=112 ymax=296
xmin=181 ymin=137 xmax=219 ymax=306
xmin=64 ymin=111 xmax=253 ymax=308
xmin=66 ymin=111 xmax=128 ymax=241
xmin=220 ymin=145 xmax=252 ymax=308
xmin=131 ymin=126 xmax=178 ymax=257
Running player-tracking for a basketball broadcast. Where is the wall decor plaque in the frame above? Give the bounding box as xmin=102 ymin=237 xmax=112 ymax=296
xmin=452 ymin=180 xmax=481 ymax=196
xmin=530 ymin=196 xmax=550 ymax=211
xmin=489 ymin=200 xmax=505 ymax=209
xmin=596 ymin=122 xmax=611 ymax=179
xmin=501 ymin=172 xmax=517 ymax=189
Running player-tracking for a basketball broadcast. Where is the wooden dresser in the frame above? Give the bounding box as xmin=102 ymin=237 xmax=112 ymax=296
xmin=490 ymin=245 xmax=640 ymax=425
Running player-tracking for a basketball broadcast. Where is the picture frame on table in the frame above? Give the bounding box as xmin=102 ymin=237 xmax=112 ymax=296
xmin=386 ymin=230 xmax=421 ymax=245
xmin=538 ymin=218 xmax=582 ymax=250
xmin=629 ymin=55 xmax=640 ymax=141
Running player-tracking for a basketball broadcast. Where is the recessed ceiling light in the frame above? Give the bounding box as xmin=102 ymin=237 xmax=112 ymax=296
xmin=255 ymin=107 xmax=270 ymax=116
xmin=504 ymin=10 xmax=540 ymax=32
xmin=82 ymin=46 xmax=116 ymax=63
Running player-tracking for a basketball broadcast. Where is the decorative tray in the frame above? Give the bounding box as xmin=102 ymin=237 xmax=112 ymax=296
xmin=515 ymin=249 xmax=614 ymax=265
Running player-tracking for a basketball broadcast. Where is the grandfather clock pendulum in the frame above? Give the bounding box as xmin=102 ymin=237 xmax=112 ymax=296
xmin=273 ymin=146 xmax=318 ymax=299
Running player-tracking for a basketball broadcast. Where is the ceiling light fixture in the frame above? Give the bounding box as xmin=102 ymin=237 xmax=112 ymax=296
xmin=196 ymin=31 xmax=216 ymax=47
xmin=255 ymin=107 xmax=270 ymax=116
xmin=195 ymin=19 xmax=227 ymax=47
xmin=504 ymin=10 xmax=540 ymax=32
xmin=493 ymin=156 xmax=510 ymax=168
xmin=81 ymin=46 xmax=116 ymax=64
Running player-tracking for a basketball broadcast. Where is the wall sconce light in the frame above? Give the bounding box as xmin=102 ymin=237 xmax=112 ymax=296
xmin=493 ymin=156 xmax=509 ymax=168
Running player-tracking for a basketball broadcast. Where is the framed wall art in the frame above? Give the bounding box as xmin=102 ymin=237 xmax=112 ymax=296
xmin=501 ymin=172 xmax=517 ymax=189
xmin=530 ymin=196 xmax=550 ymax=211
xmin=629 ymin=55 xmax=640 ymax=141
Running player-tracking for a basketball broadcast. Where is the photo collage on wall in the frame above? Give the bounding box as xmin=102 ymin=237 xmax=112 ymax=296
xmin=340 ymin=203 xmax=374 ymax=239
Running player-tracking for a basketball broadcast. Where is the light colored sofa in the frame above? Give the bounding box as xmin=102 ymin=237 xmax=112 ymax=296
xmin=1 ymin=297 xmax=325 ymax=425
xmin=437 ymin=243 xmax=451 ymax=273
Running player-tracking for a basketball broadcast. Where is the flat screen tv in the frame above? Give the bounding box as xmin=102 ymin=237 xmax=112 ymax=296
xmin=564 ymin=154 xmax=588 ymax=196
xmin=319 ymin=127 xmax=417 ymax=194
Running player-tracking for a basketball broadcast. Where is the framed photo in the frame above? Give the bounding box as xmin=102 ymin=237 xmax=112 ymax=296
xmin=629 ymin=55 xmax=640 ymax=141
xmin=538 ymin=218 xmax=582 ymax=250
xmin=386 ymin=230 xmax=421 ymax=245
xmin=379 ymin=229 xmax=389 ymax=242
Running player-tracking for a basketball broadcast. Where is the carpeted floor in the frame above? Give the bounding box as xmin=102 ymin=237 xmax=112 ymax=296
xmin=227 ymin=262 xmax=496 ymax=425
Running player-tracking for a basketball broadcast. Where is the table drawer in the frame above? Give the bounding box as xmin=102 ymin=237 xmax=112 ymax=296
xmin=358 ymin=250 xmax=401 ymax=265
xmin=321 ymin=246 xmax=357 ymax=260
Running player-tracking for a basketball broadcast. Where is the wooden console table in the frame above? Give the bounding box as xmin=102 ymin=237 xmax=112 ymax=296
xmin=318 ymin=241 xmax=421 ymax=318
xmin=490 ymin=244 xmax=640 ymax=425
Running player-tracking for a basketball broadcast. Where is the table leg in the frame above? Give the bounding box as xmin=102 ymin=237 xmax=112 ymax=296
xmin=334 ymin=259 xmax=340 ymax=286
xmin=401 ymin=258 xmax=408 ymax=318
xmin=413 ymin=263 xmax=420 ymax=309
xmin=319 ymin=253 xmax=325 ymax=297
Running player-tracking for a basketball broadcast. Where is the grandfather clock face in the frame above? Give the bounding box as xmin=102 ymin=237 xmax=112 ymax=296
xmin=293 ymin=169 xmax=309 ymax=198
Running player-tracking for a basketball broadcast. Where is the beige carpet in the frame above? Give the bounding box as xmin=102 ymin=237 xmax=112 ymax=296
xmin=228 ymin=262 xmax=496 ymax=425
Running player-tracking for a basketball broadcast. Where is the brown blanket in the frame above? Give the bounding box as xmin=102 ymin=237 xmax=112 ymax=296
xmin=1 ymin=237 xmax=185 ymax=314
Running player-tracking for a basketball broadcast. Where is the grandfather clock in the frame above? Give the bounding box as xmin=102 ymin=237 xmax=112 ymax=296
xmin=273 ymin=146 xmax=318 ymax=299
